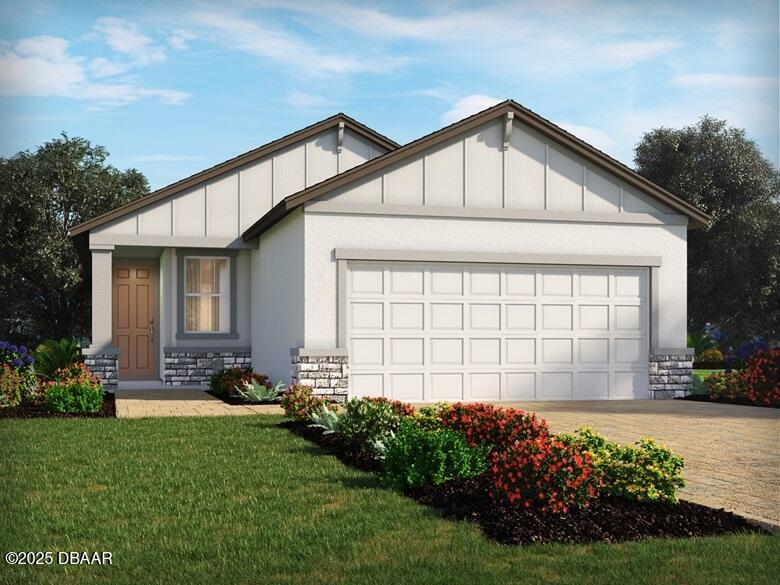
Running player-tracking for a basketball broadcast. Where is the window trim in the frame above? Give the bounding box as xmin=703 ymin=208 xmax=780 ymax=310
xmin=176 ymin=249 xmax=238 ymax=340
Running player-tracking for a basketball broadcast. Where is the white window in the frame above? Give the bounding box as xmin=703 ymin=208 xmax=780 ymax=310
xmin=184 ymin=256 xmax=230 ymax=333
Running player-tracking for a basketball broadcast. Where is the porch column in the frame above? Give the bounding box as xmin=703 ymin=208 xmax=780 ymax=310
xmin=83 ymin=245 xmax=118 ymax=389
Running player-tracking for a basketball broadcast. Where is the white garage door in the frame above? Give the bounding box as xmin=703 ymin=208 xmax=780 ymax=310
xmin=347 ymin=262 xmax=649 ymax=401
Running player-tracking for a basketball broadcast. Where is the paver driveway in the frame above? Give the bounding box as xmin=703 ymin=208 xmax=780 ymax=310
xmin=498 ymin=399 xmax=780 ymax=527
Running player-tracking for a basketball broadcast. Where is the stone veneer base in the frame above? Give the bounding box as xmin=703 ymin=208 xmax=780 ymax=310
xmin=164 ymin=350 xmax=251 ymax=386
xmin=649 ymin=352 xmax=694 ymax=399
xmin=291 ymin=348 xmax=349 ymax=402
xmin=84 ymin=353 xmax=118 ymax=390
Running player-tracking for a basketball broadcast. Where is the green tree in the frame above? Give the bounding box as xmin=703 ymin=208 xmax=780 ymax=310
xmin=0 ymin=134 xmax=148 ymax=343
xmin=634 ymin=117 xmax=780 ymax=342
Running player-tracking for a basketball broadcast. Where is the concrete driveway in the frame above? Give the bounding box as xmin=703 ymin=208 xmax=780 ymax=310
xmin=498 ymin=400 xmax=780 ymax=527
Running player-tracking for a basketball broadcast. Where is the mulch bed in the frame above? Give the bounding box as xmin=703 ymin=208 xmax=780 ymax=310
xmin=0 ymin=393 xmax=116 ymax=419
xmin=280 ymin=419 xmax=765 ymax=545
xmin=676 ymin=395 xmax=778 ymax=409
xmin=206 ymin=390 xmax=281 ymax=406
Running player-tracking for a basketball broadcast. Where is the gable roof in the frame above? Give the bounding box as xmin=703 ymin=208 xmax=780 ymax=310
xmin=69 ymin=113 xmax=399 ymax=237
xmin=242 ymin=100 xmax=711 ymax=241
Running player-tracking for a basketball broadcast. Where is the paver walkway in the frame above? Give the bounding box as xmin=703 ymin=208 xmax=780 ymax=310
xmin=115 ymin=388 xmax=283 ymax=418
xmin=496 ymin=399 xmax=780 ymax=527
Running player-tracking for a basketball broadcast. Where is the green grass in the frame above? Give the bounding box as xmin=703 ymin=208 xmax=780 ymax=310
xmin=1 ymin=416 xmax=777 ymax=585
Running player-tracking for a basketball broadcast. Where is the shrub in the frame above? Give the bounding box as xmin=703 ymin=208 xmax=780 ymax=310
xmin=363 ymin=396 xmax=416 ymax=417
xmin=489 ymin=436 xmax=599 ymax=513
xmin=695 ymin=347 xmax=724 ymax=364
xmin=705 ymin=370 xmax=746 ymax=400
xmin=705 ymin=349 xmax=779 ymax=406
xmin=339 ymin=397 xmax=407 ymax=452
xmin=742 ymin=348 xmax=780 ymax=407
xmin=32 ymin=338 xmax=82 ymax=380
xmin=281 ymin=384 xmax=324 ymax=420
xmin=0 ymin=341 xmax=37 ymax=404
xmin=44 ymin=363 xmax=104 ymax=414
xmin=234 ymin=379 xmax=284 ymax=403
xmin=559 ymin=427 xmax=685 ymax=503
xmin=382 ymin=420 xmax=488 ymax=490
xmin=209 ymin=367 xmax=271 ymax=397
xmin=411 ymin=402 xmax=452 ymax=430
xmin=0 ymin=364 xmax=23 ymax=406
xmin=440 ymin=402 xmax=549 ymax=451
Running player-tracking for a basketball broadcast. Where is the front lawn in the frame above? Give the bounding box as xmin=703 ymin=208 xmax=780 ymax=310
xmin=1 ymin=416 xmax=777 ymax=585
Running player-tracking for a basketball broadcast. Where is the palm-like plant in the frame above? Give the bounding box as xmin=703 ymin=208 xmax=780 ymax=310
xmin=234 ymin=379 xmax=285 ymax=403
xmin=33 ymin=338 xmax=82 ymax=380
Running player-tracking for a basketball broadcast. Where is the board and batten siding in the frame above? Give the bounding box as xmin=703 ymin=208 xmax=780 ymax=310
xmin=318 ymin=120 xmax=674 ymax=217
xmin=91 ymin=128 xmax=388 ymax=242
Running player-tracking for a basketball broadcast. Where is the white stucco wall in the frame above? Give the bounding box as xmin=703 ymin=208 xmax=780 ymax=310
xmin=251 ymin=210 xmax=305 ymax=382
xmin=303 ymin=213 xmax=687 ymax=349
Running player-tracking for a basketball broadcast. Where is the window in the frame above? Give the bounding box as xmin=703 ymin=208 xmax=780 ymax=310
xmin=184 ymin=256 xmax=230 ymax=333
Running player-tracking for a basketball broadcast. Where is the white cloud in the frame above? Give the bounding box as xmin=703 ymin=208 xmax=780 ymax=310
xmin=192 ymin=9 xmax=407 ymax=76
xmin=168 ymin=28 xmax=197 ymax=50
xmin=88 ymin=56 xmax=127 ymax=78
xmin=597 ymin=39 xmax=682 ymax=68
xmin=556 ymin=121 xmax=617 ymax=153
xmin=0 ymin=34 xmax=188 ymax=108
xmin=285 ymin=90 xmax=334 ymax=108
xmin=670 ymin=73 xmax=778 ymax=90
xmin=441 ymin=94 xmax=502 ymax=125
xmin=92 ymin=17 xmax=165 ymax=64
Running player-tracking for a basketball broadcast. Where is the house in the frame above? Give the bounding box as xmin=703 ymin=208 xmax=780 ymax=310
xmin=70 ymin=100 xmax=707 ymax=401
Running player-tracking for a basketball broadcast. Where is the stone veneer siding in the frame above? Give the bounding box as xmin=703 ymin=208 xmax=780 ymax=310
xmin=84 ymin=353 xmax=118 ymax=389
xmin=291 ymin=349 xmax=349 ymax=402
xmin=649 ymin=352 xmax=694 ymax=399
xmin=164 ymin=349 xmax=251 ymax=386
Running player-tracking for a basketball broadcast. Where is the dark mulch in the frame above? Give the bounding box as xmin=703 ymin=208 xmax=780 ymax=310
xmin=676 ymin=394 xmax=778 ymax=409
xmin=206 ymin=390 xmax=281 ymax=406
xmin=280 ymin=420 xmax=381 ymax=472
xmin=408 ymin=475 xmax=763 ymax=545
xmin=692 ymin=362 xmax=725 ymax=370
xmin=0 ymin=393 xmax=116 ymax=419
xmin=280 ymin=419 xmax=765 ymax=545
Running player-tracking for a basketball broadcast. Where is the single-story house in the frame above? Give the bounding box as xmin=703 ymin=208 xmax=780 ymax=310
xmin=70 ymin=100 xmax=708 ymax=401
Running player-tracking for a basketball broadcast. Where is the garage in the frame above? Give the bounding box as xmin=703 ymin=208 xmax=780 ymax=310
xmin=347 ymin=261 xmax=649 ymax=401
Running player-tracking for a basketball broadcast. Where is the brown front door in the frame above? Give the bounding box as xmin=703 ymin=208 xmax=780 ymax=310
xmin=113 ymin=259 xmax=158 ymax=379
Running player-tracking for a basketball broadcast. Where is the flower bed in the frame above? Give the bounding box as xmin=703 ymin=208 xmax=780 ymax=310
xmin=0 ymin=338 xmax=112 ymax=418
xmin=678 ymin=348 xmax=779 ymax=408
xmin=280 ymin=398 xmax=762 ymax=545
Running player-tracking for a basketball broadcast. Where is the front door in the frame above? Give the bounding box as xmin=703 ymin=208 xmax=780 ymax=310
xmin=113 ymin=259 xmax=158 ymax=379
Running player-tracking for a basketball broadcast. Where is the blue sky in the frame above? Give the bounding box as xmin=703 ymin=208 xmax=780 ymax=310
xmin=1 ymin=0 xmax=777 ymax=190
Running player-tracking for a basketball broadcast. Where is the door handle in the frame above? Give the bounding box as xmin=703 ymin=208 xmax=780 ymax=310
xmin=149 ymin=325 xmax=154 ymax=342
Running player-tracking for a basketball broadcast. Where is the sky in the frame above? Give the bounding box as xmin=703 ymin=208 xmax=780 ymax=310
xmin=0 ymin=0 xmax=778 ymax=190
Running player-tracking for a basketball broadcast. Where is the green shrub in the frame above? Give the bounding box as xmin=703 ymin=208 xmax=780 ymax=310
xmin=696 ymin=347 xmax=724 ymax=364
xmin=209 ymin=367 xmax=270 ymax=397
xmin=411 ymin=402 xmax=451 ymax=430
xmin=0 ymin=364 xmax=23 ymax=406
xmin=339 ymin=397 xmax=406 ymax=452
xmin=560 ymin=427 xmax=685 ymax=503
xmin=705 ymin=370 xmax=747 ymax=401
xmin=33 ymin=338 xmax=82 ymax=380
xmin=382 ymin=420 xmax=488 ymax=490
xmin=281 ymin=384 xmax=324 ymax=420
xmin=44 ymin=363 xmax=103 ymax=414
xmin=234 ymin=379 xmax=284 ymax=403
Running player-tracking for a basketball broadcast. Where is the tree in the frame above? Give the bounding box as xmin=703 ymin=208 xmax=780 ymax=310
xmin=634 ymin=116 xmax=780 ymax=343
xmin=0 ymin=134 xmax=149 ymax=343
